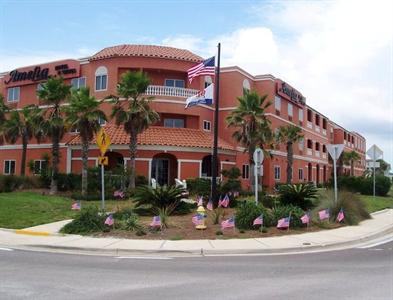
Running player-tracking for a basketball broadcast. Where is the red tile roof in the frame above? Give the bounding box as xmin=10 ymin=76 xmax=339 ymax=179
xmin=89 ymin=44 xmax=203 ymax=63
xmin=67 ymin=124 xmax=234 ymax=151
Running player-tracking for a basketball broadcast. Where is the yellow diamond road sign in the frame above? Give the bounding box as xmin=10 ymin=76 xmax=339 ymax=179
xmin=98 ymin=156 xmax=108 ymax=166
xmin=96 ymin=128 xmax=111 ymax=155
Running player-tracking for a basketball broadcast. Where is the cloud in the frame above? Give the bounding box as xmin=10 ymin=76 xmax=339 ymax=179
xmin=161 ymin=0 xmax=393 ymax=163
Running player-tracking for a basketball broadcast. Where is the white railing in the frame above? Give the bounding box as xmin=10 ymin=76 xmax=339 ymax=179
xmin=315 ymin=126 xmax=320 ymax=132
xmin=307 ymin=149 xmax=313 ymax=156
xmin=307 ymin=121 xmax=313 ymax=129
xmin=322 ymin=129 xmax=326 ymax=135
xmin=145 ymin=85 xmax=199 ymax=98
xmin=315 ymin=151 xmax=320 ymax=157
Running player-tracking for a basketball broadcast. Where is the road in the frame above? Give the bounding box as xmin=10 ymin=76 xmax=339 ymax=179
xmin=0 ymin=240 xmax=392 ymax=300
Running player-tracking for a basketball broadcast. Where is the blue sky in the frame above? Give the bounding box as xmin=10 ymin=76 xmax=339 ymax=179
xmin=0 ymin=0 xmax=392 ymax=165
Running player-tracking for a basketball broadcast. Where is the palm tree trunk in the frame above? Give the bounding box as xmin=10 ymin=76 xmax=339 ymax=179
xmin=287 ymin=142 xmax=293 ymax=184
xmin=50 ymin=128 xmax=60 ymax=195
xmin=350 ymin=159 xmax=354 ymax=176
xmin=20 ymin=131 xmax=28 ymax=176
xmin=128 ymin=130 xmax=137 ymax=189
xmin=249 ymin=146 xmax=256 ymax=192
xmin=81 ymin=135 xmax=89 ymax=197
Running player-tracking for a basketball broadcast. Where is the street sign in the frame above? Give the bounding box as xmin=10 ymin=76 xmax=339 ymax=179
xmin=367 ymin=144 xmax=383 ymax=160
xmin=96 ymin=128 xmax=111 ymax=155
xmin=327 ymin=144 xmax=344 ymax=160
xmin=98 ymin=156 xmax=108 ymax=166
xmin=367 ymin=161 xmax=380 ymax=168
xmin=253 ymin=148 xmax=264 ymax=204
xmin=253 ymin=148 xmax=264 ymax=165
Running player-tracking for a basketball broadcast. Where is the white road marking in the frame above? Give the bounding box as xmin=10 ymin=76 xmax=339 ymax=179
xmin=357 ymin=236 xmax=393 ymax=249
xmin=0 ymin=247 xmax=13 ymax=251
xmin=115 ymin=256 xmax=172 ymax=260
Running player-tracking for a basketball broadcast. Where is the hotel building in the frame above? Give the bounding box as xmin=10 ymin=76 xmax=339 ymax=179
xmin=0 ymin=45 xmax=367 ymax=189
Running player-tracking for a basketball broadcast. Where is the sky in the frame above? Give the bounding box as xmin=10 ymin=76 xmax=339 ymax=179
xmin=0 ymin=0 xmax=392 ymax=165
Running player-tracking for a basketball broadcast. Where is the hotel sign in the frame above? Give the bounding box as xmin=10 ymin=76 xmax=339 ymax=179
xmin=4 ymin=60 xmax=80 ymax=86
xmin=276 ymin=80 xmax=306 ymax=106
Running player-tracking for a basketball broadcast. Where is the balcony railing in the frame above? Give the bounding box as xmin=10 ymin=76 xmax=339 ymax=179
xmin=145 ymin=85 xmax=199 ymax=98
xmin=307 ymin=149 xmax=313 ymax=156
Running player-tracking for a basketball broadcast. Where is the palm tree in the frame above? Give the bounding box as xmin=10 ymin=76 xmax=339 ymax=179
xmin=3 ymin=105 xmax=44 ymax=175
xmin=342 ymin=150 xmax=361 ymax=176
xmin=226 ymin=90 xmax=272 ymax=189
xmin=275 ymin=124 xmax=303 ymax=184
xmin=64 ymin=87 xmax=106 ymax=197
xmin=37 ymin=77 xmax=71 ymax=194
xmin=111 ymin=71 xmax=160 ymax=189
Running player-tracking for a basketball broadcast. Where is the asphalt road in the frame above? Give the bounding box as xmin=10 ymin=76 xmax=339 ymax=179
xmin=0 ymin=241 xmax=392 ymax=300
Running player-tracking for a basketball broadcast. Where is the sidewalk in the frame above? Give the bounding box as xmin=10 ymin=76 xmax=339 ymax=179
xmin=1 ymin=209 xmax=392 ymax=256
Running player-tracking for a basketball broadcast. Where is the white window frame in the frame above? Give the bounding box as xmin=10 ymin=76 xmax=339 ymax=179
xmin=274 ymin=165 xmax=281 ymax=180
xmin=164 ymin=118 xmax=184 ymax=128
xmin=71 ymin=77 xmax=86 ymax=90
xmin=203 ymin=120 xmax=211 ymax=131
xmin=164 ymin=79 xmax=185 ymax=88
xmin=4 ymin=160 xmax=16 ymax=175
xmin=95 ymin=66 xmax=108 ymax=91
xmin=33 ymin=160 xmax=47 ymax=175
xmin=7 ymin=87 xmax=20 ymax=102
xmin=204 ymin=76 xmax=213 ymax=88
xmin=288 ymin=103 xmax=293 ymax=117
xmin=242 ymin=164 xmax=250 ymax=179
xmin=274 ymin=96 xmax=281 ymax=111
xmin=298 ymin=168 xmax=303 ymax=180
xmin=299 ymin=109 xmax=304 ymax=122
xmin=98 ymin=116 xmax=106 ymax=126
xmin=299 ymin=138 xmax=304 ymax=151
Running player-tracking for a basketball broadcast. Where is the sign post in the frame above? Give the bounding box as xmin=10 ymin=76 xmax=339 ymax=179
xmin=253 ymin=148 xmax=264 ymax=204
xmin=96 ymin=128 xmax=111 ymax=210
xmin=327 ymin=144 xmax=344 ymax=203
xmin=367 ymin=145 xmax=383 ymax=199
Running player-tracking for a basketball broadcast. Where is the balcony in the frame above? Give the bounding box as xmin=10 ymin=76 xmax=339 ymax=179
xmin=315 ymin=151 xmax=320 ymax=157
xmin=322 ymin=129 xmax=326 ymax=135
xmin=307 ymin=149 xmax=313 ymax=156
xmin=307 ymin=121 xmax=313 ymax=129
xmin=315 ymin=126 xmax=320 ymax=132
xmin=145 ymin=85 xmax=199 ymax=98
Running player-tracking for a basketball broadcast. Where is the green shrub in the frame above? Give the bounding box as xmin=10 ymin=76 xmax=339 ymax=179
xmin=272 ymin=205 xmax=305 ymax=228
xmin=124 ymin=214 xmax=144 ymax=232
xmin=215 ymin=230 xmax=223 ymax=235
xmin=186 ymin=178 xmax=211 ymax=197
xmin=220 ymin=167 xmax=242 ymax=195
xmin=277 ymin=183 xmax=318 ymax=210
xmin=0 ymin=175 xmax=41 ymax=192
xmin=359 ymin=176 xmax=392 ymax=196
xmin=316 ymin=190 xmax=371 ymax=225
xmin=235 ymin=201 xmax=273 ymax=230
xmin=60 ymin=206 xmax=106 ymax=234
xmin=135 ymin=175 xmax=148 ymax=186
xmin=259 ymin=193 xmax=277 ymax=209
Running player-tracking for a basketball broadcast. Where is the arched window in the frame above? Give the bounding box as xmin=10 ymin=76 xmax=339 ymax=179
xmin=95 ymin=66 xmax=108 ymax=91
xmin=204 ymin=76 xmax=212 ymax=88
xmin=243 ymin=79 xmax=250 ymax=93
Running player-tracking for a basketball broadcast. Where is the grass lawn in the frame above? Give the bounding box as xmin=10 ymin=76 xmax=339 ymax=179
xmin=0 ymin=191 xmax=133 ymax=229
xmin=359 ymin=194 xmax=393 ymax=213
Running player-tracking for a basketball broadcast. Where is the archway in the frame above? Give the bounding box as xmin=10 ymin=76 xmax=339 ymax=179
xmin=201 ymin=155 xmax=219 ymax=177
xmin=151 ymin=153 xmax=177 ymax=186
xmin=308 ymin=163 xmax=312 ymax=183
xmin=106 ymin=151 xmax=124 ymax=171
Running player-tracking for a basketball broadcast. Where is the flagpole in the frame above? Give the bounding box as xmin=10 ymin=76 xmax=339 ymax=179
xmin=211 ymin=43 xmax=221 ymax=206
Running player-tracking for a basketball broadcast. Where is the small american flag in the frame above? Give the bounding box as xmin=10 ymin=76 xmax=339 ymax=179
xmin=277 ymin=217 xmax=290 ymax=229
xmin=253 ymin=214 xmax=263 ymax=226
xmin=301 ymin=212 xmax=311 ymax=224
xmin=192 ymin=214 xmax=203 ymax=226
xmin=150 ymin=216 xmax=161 ymax=227
xmin=337 ymin=208 xmax=345 ymax=222
xmin=71 ymin=202 xmax=81 ymax=210
xmin=218 ymin=195 xmax=223 ymax=207
xmin=114 ymin=190 xmax=125 ymax=199
xmin=220 ymin=194 xmax=230 ymax=208
xmin=104 ymin=214 xmax=114 ymax=226
xmin=319 ymin=209 xmax=330 ymax=221
xmin=197 ymin=195 xmax=203 ymax=206
xmin=187 ymin=56 xmax=215 ymax=83
xmin=207 ymin=199 xmax=213 ymax=211
xmin=221 ymin=217 xmax=235 ymax=229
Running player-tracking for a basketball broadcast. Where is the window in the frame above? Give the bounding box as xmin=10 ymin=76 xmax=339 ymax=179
xmin=322 ymin=145 xmax=327 ymax=153
xmin=322 ymin=118 xmax=327 ymax=129
xmin=164 ymin=118 xmax=184 ymax=128
xmin=204 ymin=76 xmax=213 ymax=88
xmin=315 ymin=142 xmax=320 ymax=151
xmin=33 ymin=160 xmax=47 ymax=175
xmin=243 ymin=79 xmax=250 ymax=93
xmin=203 ymin=120 xmax=211 ymax=131
xmin=164 ymin=79 xmax=185 ymax=88
xmin=315 ymin=114 xmax=320 ymax=126
xmin=95 ymin=66 xmax=108 ymax=91
xmin=7 ymin=87 xmax=20 ymax=102
xmin=288 ymin=103 xmax=293 ymax=121
xmin=71 ymin=77 xmax=86 ymax=90
xmin=242 ymin=164 xmax=250 ymax=179
xmin=299 ymin=138 xmax=304 ymax=151
xmin=307 ymin=109 xmax=312 ymax=122
xmin=299 ymin=109 xmax=304 ymax=122
xmin=274 ymin=166 xmax=281 ymax=180
xmin=275 ymin=96 xmax=281 ymax=115
xmin=98 ymin=117 xmax=106 ymax=126
xmin=4 ymin=160 xmax=16 ymax=175
xmin=307 ymin=139 xmax=313 ymax=149
xmin=37 ymin=83 xmax=44 ymax=91
xmin=298 ymin=168 xmax=303 ymax=180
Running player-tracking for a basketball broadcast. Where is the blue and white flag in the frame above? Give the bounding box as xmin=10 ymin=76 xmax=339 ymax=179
xmin=185 ymin=83 xmax=214 ymax=108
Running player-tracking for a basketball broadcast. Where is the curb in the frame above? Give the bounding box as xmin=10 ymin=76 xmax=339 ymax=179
xmin=14 ymin=230 xmax=52 ymax=237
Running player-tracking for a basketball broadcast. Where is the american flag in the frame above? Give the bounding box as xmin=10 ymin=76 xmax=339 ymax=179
xmin=319 ymin=209 xmax=330 ymax=221
xmin=337 ymin=208 xmax=345 ymax=222
xmin=104 ymin=214 xmax=114 ymax=226
xmin=253 ymin=214 xmax=263 ymax=226
xmin=192 ymin=214 xmax=203 ymax=226
xmin=71 ymin=202 xmax=81 ymax=210
xmin=197 ymin=195 xmax=203 ymax=206
xmin=218 ymin=195 xmax=223 ymax=207
xmin=207 ymin=199 xmax=213 ymax=211
xmin=114 ymin=190 xmax=125 ymax=199
xmin=220 ymin=194 xmax=230 ymax=208
xmin=277 ymin=217 xmax=290 ymax=229
xmin=221 ymin=217 xmax=235 ymax=229
xmin=300 ymin=212 xmax=311 ymax=224
xmin=150 ymin=216 xmax=161 ymax=227
xmin=187 ymin=56 xmax=215 ymax=83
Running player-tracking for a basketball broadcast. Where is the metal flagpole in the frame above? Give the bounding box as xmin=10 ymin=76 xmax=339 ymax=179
xmin=211 ymin=43 xmax=221 ymax=206
xmin=373 ymin=147 xmax=376 ymax=199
